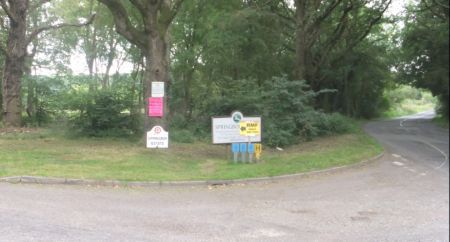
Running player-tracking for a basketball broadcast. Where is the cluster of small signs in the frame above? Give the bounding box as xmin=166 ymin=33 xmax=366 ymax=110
xmin=146 ymin=106 xmax=262 ymax=154
xmin=146 ymin=82 xmax=168 ymax=149
xmin=148 ymin=82 xmax=164 ymax=117
xmin=212 ymin=111 xmax=262 ymax=162
xmin=231 ymin=142 xmax=262 ymax=163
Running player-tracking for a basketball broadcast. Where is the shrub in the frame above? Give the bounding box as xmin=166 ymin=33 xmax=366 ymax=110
xmin=71 ymin=90 xmax=141 ymax=137
xmin=169 ymin=129 xmax=196 ymax=143
xmin=169 ymin=74 xmax=361 ymax=147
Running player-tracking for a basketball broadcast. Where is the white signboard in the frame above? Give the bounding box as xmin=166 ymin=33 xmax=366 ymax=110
xmin=151 ymin=82 xmax=165 ymax=97
xmin=212 ymin=111 xmax=261 ymax=144
xmin=147 ymin=126 xmax=169 ymax=148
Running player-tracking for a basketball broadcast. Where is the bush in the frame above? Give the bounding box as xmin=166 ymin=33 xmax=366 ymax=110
xmin=198 ymin=75 xmax=357 ymax=147
xmin=310 ymin=112 xmax=356 ymax=136
xmin=71 ymin=90 xmax=141 ymax=137
xmin=169 ymin=129 xmax=196 ymax=143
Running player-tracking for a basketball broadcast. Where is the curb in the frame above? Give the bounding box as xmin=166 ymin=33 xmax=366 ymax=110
xmin=0 ymin=152 xmax=384 ymax=188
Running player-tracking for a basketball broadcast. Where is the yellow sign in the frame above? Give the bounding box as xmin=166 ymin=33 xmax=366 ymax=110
xmin=255 ymin=143 xmax=262 ymax=160
xmin=240 ymin=121 xmax=260 ymax=136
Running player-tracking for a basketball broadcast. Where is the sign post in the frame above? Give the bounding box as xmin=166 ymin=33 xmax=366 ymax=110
xmin=240 ymin=143 xmax=247 ymax=163
xmin=248 ymin=143 xmax=255 ymax=163
xmin=211 ymin=112 xmax=261 ymax=144
xmin=240 ymin=120 xmax=261 ymax=163
xmin=211 ymin=111 xmax=262 ymax=162
xmin=148 ymin=97 xmax=164 ymax=117
xmin=240 ymin=121 xmax=261 ymax=136
xmin=146 ymin=126 xmax=169 ymax=148
xmin=255 ymin=144 xmax=262 ymax=161
xmin=151 ymin=82 xmax=165 ymax=97
xmin=231 ymin=143 xmax=240 ymax=163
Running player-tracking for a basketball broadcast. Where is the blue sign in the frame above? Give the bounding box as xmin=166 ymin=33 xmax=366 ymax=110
xmin=232 ymin=143 xmax=240 ymax=153
xmin=240 ymin=143 xmax=247 ymax=153
xmin=248 ymin=143 xmax=255 ymax=154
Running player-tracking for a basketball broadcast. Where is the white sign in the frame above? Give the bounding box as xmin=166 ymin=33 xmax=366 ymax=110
xmin=212 ymin=111 xmax=261 ymax=144
xmin=151 ymin=82 xmax=165 ymax=97
xmin=147 ymin=126 xmax=169 ymax=148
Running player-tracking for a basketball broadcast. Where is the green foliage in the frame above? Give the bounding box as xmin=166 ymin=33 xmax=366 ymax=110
xmin=184 ymin=75 xmax=355 ymax=147
xmin=22 ymin=76 xmax=68 ymax=126
xmin=261 ymin=76 xmax=318 ymax=146
xmin=20 ymin=74 xmax=142 ymax=136
xmin=0 ymin=0 xmax=426 ymax=150
xmin=383 ymin=85 xmax=436 ymax=118
xmin=169 ymin=129 xmax=196 ymax=143
xmin=398 ymin=1 xmax=449 ymax=119
xmin=261 ymin=77 xmax=355 ymax=147
xmin=71 ymin=90 xmax=141 ymax=137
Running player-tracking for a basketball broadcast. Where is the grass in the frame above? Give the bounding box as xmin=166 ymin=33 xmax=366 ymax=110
xmin=0 ymin=127 xmax=382 ymax=182
xmin=383 ymin=85 xmax=437 ymax=118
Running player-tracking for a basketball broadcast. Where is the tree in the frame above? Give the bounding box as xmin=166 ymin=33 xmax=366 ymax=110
xmin=399 ymin=0 xmax=449 ymax=119
xmin=0 ymin=0 xmax=94 ymax=127
xmin=280 ymin=0 xmax=392 ymax=116
xmin=98 ymin=0 xmax=184 ymax=132
xmin=33 ymin=0 xmax=130 ymax=88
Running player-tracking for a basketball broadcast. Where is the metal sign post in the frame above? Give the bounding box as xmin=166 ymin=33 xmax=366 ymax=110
xmin=255 ymin=143 xmax=262 ymax=162
xmin=248 ymin=143 xmax=255 ymax=163
xmin=240 ymin=143 xmax=247 ymax=163
xmin=232 ymin=143 xmax=240 ymax=163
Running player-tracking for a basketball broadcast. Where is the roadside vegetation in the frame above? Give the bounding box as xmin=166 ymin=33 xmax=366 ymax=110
xmin=0 ymin=125 xmax=381 ymax=181
xmin=432 ymin=115 xmax=450 ymax=129
xmin=383 ymin=85 xmax=437 ymax=118
xmin=0 ymin=1 xmax=447 ymax=182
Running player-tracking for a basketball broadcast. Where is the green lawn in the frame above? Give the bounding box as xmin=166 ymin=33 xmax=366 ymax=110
xmin=0 ymin=128 xmax=382 ymax=182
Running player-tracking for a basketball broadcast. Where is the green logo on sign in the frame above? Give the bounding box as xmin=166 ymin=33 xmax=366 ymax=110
xmin=232 ymin=111 xmax=243 ymax=123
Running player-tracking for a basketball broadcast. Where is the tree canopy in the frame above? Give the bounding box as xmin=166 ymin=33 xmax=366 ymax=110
xmin=398 ymin=0 xmax=449 ymax=118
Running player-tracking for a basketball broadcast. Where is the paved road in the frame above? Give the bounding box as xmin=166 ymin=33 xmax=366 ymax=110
xmin=1 ymin=112 xmax=448 ymax=241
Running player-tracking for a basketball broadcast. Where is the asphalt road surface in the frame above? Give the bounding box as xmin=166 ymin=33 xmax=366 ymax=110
xmin=1 ymin=111 xmax=448 ymax=241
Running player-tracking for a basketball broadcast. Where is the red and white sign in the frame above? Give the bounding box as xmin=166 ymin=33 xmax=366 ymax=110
xmin=146 ymin=126 xmax=169 ymax=148
xmin=148 ymin=97 xmax=163 ymax=117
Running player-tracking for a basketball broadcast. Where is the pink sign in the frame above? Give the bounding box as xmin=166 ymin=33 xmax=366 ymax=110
xmin=148 ymin=97 xmax=163 ymax=117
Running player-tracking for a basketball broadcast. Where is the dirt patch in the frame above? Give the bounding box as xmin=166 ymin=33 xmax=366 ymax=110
xmin=0 ymin=128 xmax=40 ymax=135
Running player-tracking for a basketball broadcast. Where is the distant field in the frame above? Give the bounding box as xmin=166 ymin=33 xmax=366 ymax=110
xmin=0 ymin=127 xmax=382 ymax=182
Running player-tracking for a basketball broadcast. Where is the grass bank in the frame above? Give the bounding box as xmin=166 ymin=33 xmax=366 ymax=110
xmin=0 ymin=127 xmax=382 ymax=182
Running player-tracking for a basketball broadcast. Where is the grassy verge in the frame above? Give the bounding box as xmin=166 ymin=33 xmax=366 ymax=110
xmin=0 ymin=127 xmax=382 ymax=182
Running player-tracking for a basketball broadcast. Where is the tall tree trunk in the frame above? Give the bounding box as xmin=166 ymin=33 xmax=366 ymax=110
xmin=101 ymin=29 xmax=117 ymax=90
xmin=98 ymin=0 xmax=184 ymax=139
xmin=2 ymin=0 xmax=28 ymax=127
xmin=1 ymin=0 xmax=94 ymax=127
xmin=26 ymin=74 xmax=35 ymax=120
xmin=143 ymin=34 xmax=170 ymax=131
xmin=294 ymin=0 xmax=307 ymax=81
